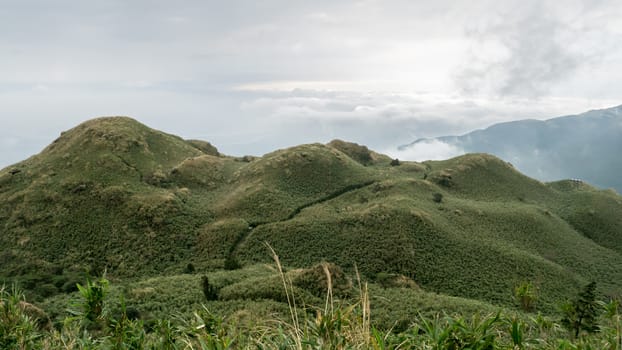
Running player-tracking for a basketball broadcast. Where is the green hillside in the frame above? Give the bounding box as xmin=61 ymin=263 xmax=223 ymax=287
xmin=1 ymin=116 xmax=622 ymax=320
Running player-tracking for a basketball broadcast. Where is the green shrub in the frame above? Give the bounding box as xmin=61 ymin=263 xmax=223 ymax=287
xmin=224 ymin=256 xmax=242 ymax=270
xmin=125 ymin=306 xmax=141 ymax=321
xmin=61 ymin=280 xmax=80 ymax=293
xmin=375 ymin=272 xmax=418 ymax=289
xmin=328 ymin=139 xmax=373 ymax=165
xmin=184 ymin=263 xmax=195 ymax=274
xmin=35 ymin=283 xmax=57 ymax=298
xmin=75 ymin=277 xmax=109 ymax=324
xmin=0 ymin=286 xmax=41 ymax=349
xmin=433 ymin=192 xmax=443 ymax=203
xmin=292 ymin=263 xmax=352 ymax=297
xmin=514 ymin=281 xmax=538 ymax=312
xmin=186 ymin=139 xmax=220 ymax=156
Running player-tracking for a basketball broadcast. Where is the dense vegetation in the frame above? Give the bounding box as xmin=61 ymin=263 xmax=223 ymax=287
xmin=1 ymin=116 xmax=622 ymax=348
xmin=3 ymin=263 xmax=622 ymax=349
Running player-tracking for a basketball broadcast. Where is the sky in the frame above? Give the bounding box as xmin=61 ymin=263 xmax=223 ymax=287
xmin=1 ymin=0 xmax=622 ymax=168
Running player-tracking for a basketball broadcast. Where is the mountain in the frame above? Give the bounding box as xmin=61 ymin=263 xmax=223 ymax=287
xmin=2 ymin=116 xmax=622 ymax=315
xmin=400 ymin=105 xmax=622 ymax=193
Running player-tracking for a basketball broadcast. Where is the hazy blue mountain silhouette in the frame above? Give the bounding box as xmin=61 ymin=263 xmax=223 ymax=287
xmin=402 ymin=105 xmax=622 ymax=192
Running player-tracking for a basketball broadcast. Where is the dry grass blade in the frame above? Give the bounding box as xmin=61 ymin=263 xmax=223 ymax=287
xmin=263 ymin=241 xmax=302 ymax=350
xmin=322 ymin=262 xmax=334 ymax=316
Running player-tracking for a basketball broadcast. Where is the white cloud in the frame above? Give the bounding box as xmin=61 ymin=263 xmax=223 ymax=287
xmin=387 ymin=140 xmax=465 ymax=162
xmin=453 ymin=0 xmax=622 ymax=98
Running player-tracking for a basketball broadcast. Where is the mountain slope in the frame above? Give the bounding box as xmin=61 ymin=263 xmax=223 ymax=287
xmin=400 ymin=105 xmax=622 ymax=193
xmin=1 ymin=116 xmax=622 ymax=313
xmin=0 ymin=117 xmax=210 ymax=281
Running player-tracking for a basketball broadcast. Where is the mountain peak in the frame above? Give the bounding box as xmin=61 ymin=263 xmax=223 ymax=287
xmin=9 ymin=116 xmax=206 ymax=184
xmin=43 ymin=116 xmax=161 ymax=155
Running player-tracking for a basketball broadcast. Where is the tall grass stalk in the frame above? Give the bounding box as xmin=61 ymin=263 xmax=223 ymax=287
xmin=265 ymin=241 xmax=303 ymax=350
xmin=354 ymin=264 xmax=371 ymax=347
xmin=322 ymin=263 xmax=334 ymax=316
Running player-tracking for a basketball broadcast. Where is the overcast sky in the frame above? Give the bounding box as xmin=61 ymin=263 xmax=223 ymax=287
xmin=1 ymin=0 xmax=621 ymax=168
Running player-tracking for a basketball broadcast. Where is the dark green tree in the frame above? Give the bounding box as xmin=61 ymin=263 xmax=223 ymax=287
xmin=201 ymin=275 xmax=218 ymax=301
xmin=184 ymin=263 xmax=195 ymax=274
xmin=432 ymin=193 xmax=443 ymax=203
xmin=561 ymin=281 xmax=600 ymax=338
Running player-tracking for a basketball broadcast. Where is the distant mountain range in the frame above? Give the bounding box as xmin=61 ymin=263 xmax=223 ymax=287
xmin=400 ymin=105 xmax=622 ymax=193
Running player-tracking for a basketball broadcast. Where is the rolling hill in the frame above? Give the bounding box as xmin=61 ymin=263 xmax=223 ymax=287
xmin=1 ymin=116 xmax=622 ymax=318
xmin=399 ymin=105 xmax=622 ymax=193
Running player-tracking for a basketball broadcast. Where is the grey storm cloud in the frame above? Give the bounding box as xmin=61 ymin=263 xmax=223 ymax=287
xmin=453 ymin=0 xmax=618 ymax=98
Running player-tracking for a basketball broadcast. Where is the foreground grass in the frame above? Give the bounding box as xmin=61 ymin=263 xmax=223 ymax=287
xmin=3 ymin=273 xmax=622 ymax=349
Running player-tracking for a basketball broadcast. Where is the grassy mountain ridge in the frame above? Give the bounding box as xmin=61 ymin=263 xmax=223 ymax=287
xmin=1 ymin=116 xmax=622 ymax=316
